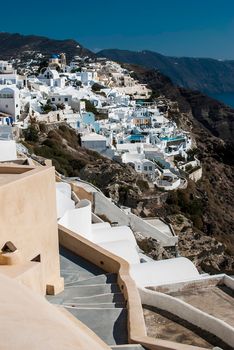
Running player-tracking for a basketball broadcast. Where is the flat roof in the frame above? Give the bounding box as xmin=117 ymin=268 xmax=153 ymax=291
xmin=144 ymin=305 xmax=214 ymax=348
xmin=143 ymin=218 xmax=174 ymax=237
xmin=81 ymin=133 xmax=107 ymax=141
xmin=72 ymin=180 xmax=98 ymax=193
xmin=169 ymin=285 xmax=234 ymax=328
xmin=0 ymin=164 xmax=48 ymax=187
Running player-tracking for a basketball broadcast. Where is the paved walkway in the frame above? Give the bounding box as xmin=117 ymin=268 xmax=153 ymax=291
xmin=48 ymin=247 xmax=145 ymax=349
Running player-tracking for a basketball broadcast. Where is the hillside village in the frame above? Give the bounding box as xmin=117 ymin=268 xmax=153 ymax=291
xmin=0 ymin=50 xmax=234 ymax=350
xmin=0 ymin=53 xmax=202 ymax=190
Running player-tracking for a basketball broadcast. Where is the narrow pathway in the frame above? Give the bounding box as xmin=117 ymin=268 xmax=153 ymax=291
xmin=48 ymin=247 xmax=145 ymax=349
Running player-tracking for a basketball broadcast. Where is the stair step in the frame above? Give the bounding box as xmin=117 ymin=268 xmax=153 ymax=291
xmin=65 ymin=273 xmax=117 ymax=287
xmin=47 ymin=292 xmax=126 ymax=305
xmin=62 ymin=283 xmax=121 ymax=298
xmin=65 ymin=307 xmax=128 ymax=346
xmin=111 ymin=346 xmax=145 ymax=350
xmin=59 ymin=246 xmax=105 ymax=281
xmin=63 ymin=302 xmax=126 ymax=309
xmin=61 ymin=272 xmax=80 ymax=284
xmin=69 ymin=293 xmax=126 ymax=304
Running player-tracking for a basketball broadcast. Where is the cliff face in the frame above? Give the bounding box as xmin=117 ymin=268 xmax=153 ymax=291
xmin=127 ymin=64 xmax=234 ymax=264
xmin=98 ymin=49 xmax=234 ymax=94
xmin=179 ymin=88 xmax=234 ymax=142
xmin=0 ymin=32 xmax=94 ymax=61
xmin=126 ymin=64 xmax=234 ymax=144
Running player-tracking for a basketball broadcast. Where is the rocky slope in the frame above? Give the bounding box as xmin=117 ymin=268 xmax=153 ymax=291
xmin=0 ymin=32 xmax=94 ymax=61
xmin=127 ymin=64 xmax=234 ymax=263
xmin=24 ymin=122 xmax=166 ymax=212
xmin=98 ymin=49 xmax=234 ymax=94
xmin=23 ymin=121 xmax=234 ymax=275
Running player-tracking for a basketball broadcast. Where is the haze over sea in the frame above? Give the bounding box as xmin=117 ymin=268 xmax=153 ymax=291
xmin=209 ymin=92 xmax=234 ymax=108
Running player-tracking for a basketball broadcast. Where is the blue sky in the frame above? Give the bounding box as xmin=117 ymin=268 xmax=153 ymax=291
xmin=1 ymin=0 xmax=234 ymax=58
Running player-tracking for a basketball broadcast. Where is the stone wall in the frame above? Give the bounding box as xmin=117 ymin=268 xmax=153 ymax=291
xmin=93 ymin=192 xmax=178 ymax=247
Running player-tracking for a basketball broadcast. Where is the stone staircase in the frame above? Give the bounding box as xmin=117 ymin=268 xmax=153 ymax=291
xmin=48 ymin=247 xmax=145 ymax=349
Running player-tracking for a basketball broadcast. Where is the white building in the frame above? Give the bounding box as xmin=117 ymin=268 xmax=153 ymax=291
xmin=0 ymin=72 xmax=26 ymax=88
xmin=0 ymin=140 xmax=17 ymax=161
xmin=0 ymin=61 xmax=27 ymax=88
xmin=77 ymin=70 xmax=98 ymax=85
xmin=0 ymin=86 xmax=21 ymax=120
xmin=38 ymin=68 xmax=66 ymax=88
xmin=49 ymin=93 xmax=72 ymax=106
xmin=81 ymin=133 xmax=107 ymax=152
xmin=135 ymin=159 xmax=156 ymax=177
xmin=0 ymin=61 xmax=14 ymax=74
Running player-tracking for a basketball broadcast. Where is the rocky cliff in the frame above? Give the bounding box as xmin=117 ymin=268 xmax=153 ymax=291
xmin=98 ymin=49 xmax=234 ymax=94
xmin=126 ymin=64 xmax=234 ymax=270
xmin=0 ymin=32 xmax=94 ymax=61
xmin=127 ymin=64 xmax=234 ymax=144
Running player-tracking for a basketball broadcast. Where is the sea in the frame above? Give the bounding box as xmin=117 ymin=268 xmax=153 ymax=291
xmin=208 ymin=92 xmax=234 ymax=108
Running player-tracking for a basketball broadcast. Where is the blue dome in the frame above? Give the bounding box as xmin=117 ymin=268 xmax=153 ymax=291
xmin=51 ymin=54 xmax=59 ymax=59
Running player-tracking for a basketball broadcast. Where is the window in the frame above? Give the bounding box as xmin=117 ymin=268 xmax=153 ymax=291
xmin=1 ymin=241 xmax=17 ymax=253
xmin=0 ymin=93 xmax=13 ymax=99
xmin=5 ymin=104 xmax=8 ymax=108
xmin=137 ymin=165 xmax=141 ymax=170
xmin=51 ymin=98 xmax=55 ymax=102
xmin=144 ymin=166 xmax=148 ymax=171
xmin=149 ymin=166 xmax=152 ymax=171
xmin=31 ymin=254 xmax=41 ymax=262
xmin=16 ymin=104 xmax=18 ymax=107
xmin=64 ymin=97 xmax=68 ymax=102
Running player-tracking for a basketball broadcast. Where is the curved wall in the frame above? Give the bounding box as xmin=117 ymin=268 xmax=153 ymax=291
xmin=92 ymin=226 xmax=137 ymax=245
xmin=58 ymin=200 xmax=92 ymax=240
xmin=130 ymin=258 xmax=199 ymax=287
xmin=139 ymin=287 xmax=234 ymax=348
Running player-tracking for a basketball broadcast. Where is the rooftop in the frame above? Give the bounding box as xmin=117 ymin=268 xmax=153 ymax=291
xmin=168 ymin=285 xmax=234 ymax=328
xmin=143 ymin=218 xmax=174 ymax=238
xmin=144 ymin=305 xmax=224 ymax=349
xmin=81 ymin=133 xmax=107 ymax=141
xmin=0 ymin=164 xmax=34 ymax=186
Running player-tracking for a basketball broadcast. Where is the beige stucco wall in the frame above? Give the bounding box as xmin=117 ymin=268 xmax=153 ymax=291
xmin=0 ymin=165 xmax=63 ymax=295
xmin=0 ymin=273 xmax=111 ymax=350
xmin=70 ymin=182 xmax=94 ymax=202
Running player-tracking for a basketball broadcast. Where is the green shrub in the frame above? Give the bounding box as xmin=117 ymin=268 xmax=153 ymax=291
xmin=23 ymin=126 xmax=39 ymax=142
xmin=38 ymin=122 xmax=47 ymax=133
xmin=185 ymin=164 xmax=193 ymax=173
xmin=81 ymin=99 xmax=97 ymax=114
xmin=136 ymin=179 xmax=149 ymax=191
xmin=91 ymin=83 xmax=105 ymax=92
xmin=41 ymin=103 xmax=53 ymax=114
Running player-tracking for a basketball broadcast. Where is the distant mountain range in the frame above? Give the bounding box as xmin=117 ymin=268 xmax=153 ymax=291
xmin=0 ymin=32 xmax=233 ymax=141
xmin=1 ymin=33 xmax=234 ymax=93
xmin=0 ymin=32 xmax=94 ymax=61
xmin=98 ymin=49 xmax=234 ymax=94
